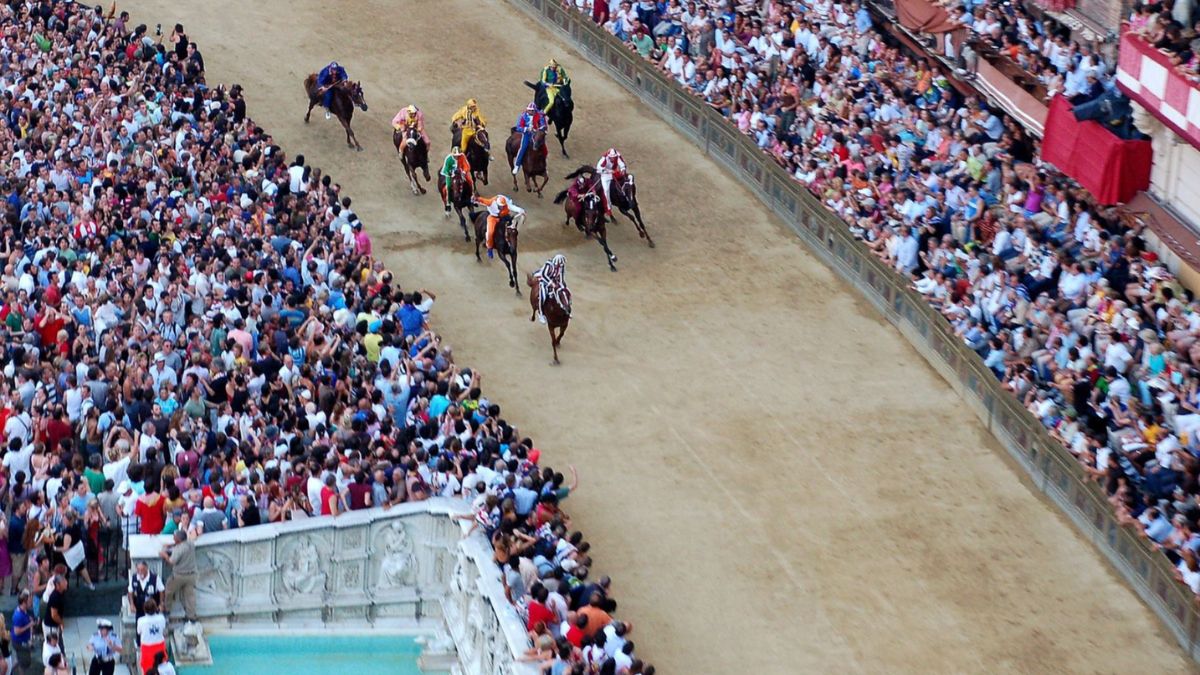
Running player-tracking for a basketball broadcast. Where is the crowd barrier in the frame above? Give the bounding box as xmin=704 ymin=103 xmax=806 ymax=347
xmin=505 ymin=0 xmax=1200 ymax=662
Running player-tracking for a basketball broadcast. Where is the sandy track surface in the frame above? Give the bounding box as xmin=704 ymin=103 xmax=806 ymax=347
xmin=121 ymin=1 xmax=1192 ymax=672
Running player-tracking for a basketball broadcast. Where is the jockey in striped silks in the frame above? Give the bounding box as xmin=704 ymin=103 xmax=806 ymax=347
xmin=533 ymin=254 xmax=570 ymax=324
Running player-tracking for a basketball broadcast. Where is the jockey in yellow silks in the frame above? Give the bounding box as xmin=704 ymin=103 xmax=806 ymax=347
xmin=451 ymin=98 xmax=488 ymax=152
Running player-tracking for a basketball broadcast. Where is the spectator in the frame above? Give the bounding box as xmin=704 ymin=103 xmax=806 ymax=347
xmin=159 ymin=529 xmax=198 ymax=624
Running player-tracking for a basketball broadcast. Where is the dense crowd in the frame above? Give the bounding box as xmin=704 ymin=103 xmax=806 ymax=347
xmin=575 ymin=0 xmax=1200 ymax=598
xmin=0 ymin=2 xmax=653 ymax=675
xmin=1130 ymin=0 xmax=1200 ymax=82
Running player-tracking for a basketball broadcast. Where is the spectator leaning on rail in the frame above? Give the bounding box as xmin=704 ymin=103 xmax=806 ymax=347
xmin=570 ymin=0 xmax=1200 ymax=604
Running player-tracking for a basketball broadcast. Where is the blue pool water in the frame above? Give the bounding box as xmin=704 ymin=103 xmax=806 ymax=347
xmin=177 ymin=633 xmax=427 ymax=675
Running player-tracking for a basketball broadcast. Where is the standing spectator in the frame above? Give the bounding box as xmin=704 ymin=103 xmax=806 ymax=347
xmin=136 ymin=599 xmax=167 ymax=675
xmin=85 ymin=618 xmax=121 ymax=675
xmin=127 ymin=561 xmax=164 ymax=622
xmin=159 ymin=529 xmax=198 ymax=624
xmin=3 ymin=500 xmax=25 ymax=596
xmin=11 ymin=591 xmax=33 ymax=674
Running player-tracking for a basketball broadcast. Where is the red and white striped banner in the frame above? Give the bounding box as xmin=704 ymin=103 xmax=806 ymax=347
xmin=1117 ymin=29 xmax=1200 ymax=150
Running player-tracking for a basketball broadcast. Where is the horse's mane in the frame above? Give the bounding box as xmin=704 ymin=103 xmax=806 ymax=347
xmin=564 ymin=165 xmax=594 ymax=181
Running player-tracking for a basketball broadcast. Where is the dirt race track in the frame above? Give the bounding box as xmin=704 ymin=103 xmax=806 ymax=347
xmin=122 ymin=1 xmax=1193 ymax=672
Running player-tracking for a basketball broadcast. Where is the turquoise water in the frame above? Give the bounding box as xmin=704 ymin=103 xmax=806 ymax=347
xmin=177 ymin=634 xmax=426 ymax=675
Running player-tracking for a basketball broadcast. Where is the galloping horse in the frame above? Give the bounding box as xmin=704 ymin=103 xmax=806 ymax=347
xmin=393 ymin=124 xmax=430 ymax=195
xmin=525 ymin=80 xmax=574 ymax=157
xmin=452 ymin=126 xmax=491 ymax=186
xmin=554 ymin=178 xmax=617 ymax=271
xmin=528 ymin=271 xmax=570 ymax=364
xmin=505 ymin=128 xmax=548 ymax=197
xmin=565 ymin=165 xmax=654 ymax=248
xmin=303 ymin=75 xmax=369 ymax=151
xmin=471 ymin=211 xmax=520 ymax=291
xmin=443 ymin=168 xmax=473 ymax=240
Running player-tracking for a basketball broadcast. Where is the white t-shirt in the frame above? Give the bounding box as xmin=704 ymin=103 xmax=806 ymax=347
xmin=137 ymin=613 xmax=167 ymax=646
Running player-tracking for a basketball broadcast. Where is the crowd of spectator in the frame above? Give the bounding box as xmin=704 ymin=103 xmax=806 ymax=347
xmin=1130 ymin=0 xmax=1200 ymax=82
xmin=573 ymin=0 xmax=1200 ymax=599
xmin=0 ymin=1 xmax=653 ymax=674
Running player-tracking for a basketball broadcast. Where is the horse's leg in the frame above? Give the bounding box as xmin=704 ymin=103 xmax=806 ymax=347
xmin=509 ymin=250 xmax=520 ymax=293
xmin=474 ymin=224 xmax=482 ymax=261
xmin=557 ymin=128 xmax=568 ymax=157
xmin=599 ymin=235 xmax=618 ymax=272
xmin=457 ymin=206 xmax=470 ymax=241
xmin=305 ymin=98 xmax=316 ymax=123
xmin=632 ymin=204 xmax=654 ymax=247
xmin=549 ymin=323 xmax=560 ymax=365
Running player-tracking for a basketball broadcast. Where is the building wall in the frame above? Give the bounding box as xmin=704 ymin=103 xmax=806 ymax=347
xmin=1146 ymin=122 xmax=1200 ymax=230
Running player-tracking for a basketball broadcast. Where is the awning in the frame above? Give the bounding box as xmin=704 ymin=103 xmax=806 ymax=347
xmin=895 ymin=0 xmax=960 ymax=33
xmin=1041 ymin=95 xmax=1152 ymax=205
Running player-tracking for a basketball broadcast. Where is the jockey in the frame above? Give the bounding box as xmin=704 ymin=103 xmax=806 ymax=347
xmin=532 ymin=254 xmax=571 ymax=324
xmin=438 ymin=146 xmax=474 ymax=214
xmin=474 ymin=194 xmax=525 ymax=259
xmin=450 ymin=98 xmax=488 ymax=152
xmin=392 ymin=104 xmax=429 ymax=145
xmin=317 ymin=60 xmax=348 ymax=120
xmin=512 ymin=102 xmax=548 ymax=176
xmin=595 ymin=147 xmax=627 ymax=217
xmin=539 ymin=58 xmax=571 ymax=113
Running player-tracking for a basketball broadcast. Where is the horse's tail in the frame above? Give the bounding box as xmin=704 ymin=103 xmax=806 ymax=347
xmin=564 ymin=165 xmax=593 ymax=181
xmin=553 ymin=189 xmax=569 ymax=205
xmin=303 ymin=73 xmax=317 ymax=98
xmin=526 ymin=271 xmax=536 ymax=287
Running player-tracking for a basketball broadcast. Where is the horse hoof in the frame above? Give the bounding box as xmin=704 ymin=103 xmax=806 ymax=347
xmin=419 ymin=187 xmax=427 ymax=194
xmin=551 ymin=359 xmax=560 ymax=366
xmin=648 ymin=240 xmax=656 ymax=248
xmin=509 ymin=281 xmax=516 ymax=288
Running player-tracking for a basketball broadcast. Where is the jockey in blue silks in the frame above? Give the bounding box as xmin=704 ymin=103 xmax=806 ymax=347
xmin=317 ymin=61 xmax=347 ymax=117
xmin=512 ymin=102 xmax=548 ymax=175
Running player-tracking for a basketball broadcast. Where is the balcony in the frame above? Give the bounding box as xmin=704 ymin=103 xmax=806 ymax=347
xmin=1116 ymin=29 xmax=1200 ymax=151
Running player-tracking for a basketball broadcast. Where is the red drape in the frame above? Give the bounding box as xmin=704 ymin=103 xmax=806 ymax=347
xmin=895 ymin=0 xmax=961 ymax=33
xmin=1040 ymin=96 xmax=1152 ymax=205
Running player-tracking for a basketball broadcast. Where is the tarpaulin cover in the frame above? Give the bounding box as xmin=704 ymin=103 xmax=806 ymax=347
xmin=1041 ymin=95 xmax=1152 ymax=205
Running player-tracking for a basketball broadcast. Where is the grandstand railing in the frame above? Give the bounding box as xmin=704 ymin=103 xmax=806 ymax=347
xmin=507 ymin=0 xmax=1200 ymax=662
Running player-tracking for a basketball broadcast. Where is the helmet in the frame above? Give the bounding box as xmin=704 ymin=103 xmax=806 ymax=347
xmin=406 ymin=105 xmax=417 ymax=115
xmin=548 ymin=58 xmax=559 ymax=67
xmin=451 ymin=146 xmax=461 ymax=155
xmin=330 ymin=61 xmax=339 ymax=68
xmin=526 ymin=102 xmax=538 ymax=112
xmin=496 ymin=195 xmax=508 ymax=207
xmin=467 ymin=98 xmax=478 ymax=108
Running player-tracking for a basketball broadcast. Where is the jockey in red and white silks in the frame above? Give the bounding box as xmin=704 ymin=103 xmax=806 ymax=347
xmin=533 ymin=254 xmax=570 ymax=323
xmin=595 ymin=148 xmax=627 ymax=216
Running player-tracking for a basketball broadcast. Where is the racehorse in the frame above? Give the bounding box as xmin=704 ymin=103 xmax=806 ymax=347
xmin=471 ymin=211 xmax=520 ymax=292
xmin=554 ymin=182 xmax=616 ymax=271
xmin=452 ymin=125 xmax=491 ymax=186
xmin=528 ymin=271 xmax=570 ymax=365
xmin=393 ymin=125 xmax=430 ymax=195
xmin=505 ymin=128 xmax=548 ymax=197
xmin=525 ymin=80 xmax=574 ymax=157
xmin=564 ymin=165 xmax=654 ymax=248
xmin=442 ymin=168 xmax=474 ymax=240
xmin=303 ymin=74 xmax=368 ymax=151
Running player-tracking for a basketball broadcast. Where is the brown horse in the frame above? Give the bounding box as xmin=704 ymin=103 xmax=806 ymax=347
xmin=451 ymin=126 xmax=491 ymax=186
xmin=505 ymin=128 xmax=548 ymax=197
xmin=528 ymin=272 xmax=570 ymax=364
xmin=393 ymin=125 xmax=430 ymax=195
xmin=554 ymin=177 xmax=617 ymax=271
xmin=564 ymin=165 xmax=654 ymax=248
xmin=303 ymin=74 xmax=368 ymax=151
xmin=472 ymin=211 xmax=520 ymax=292
xmin=441 ymin=168 xmax=474 ymax=240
